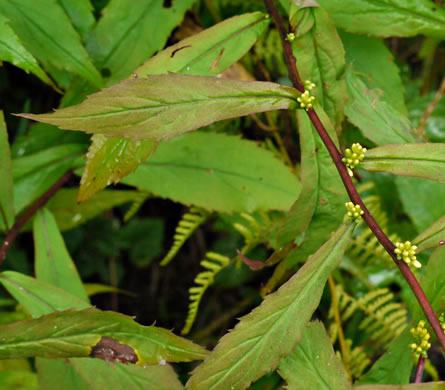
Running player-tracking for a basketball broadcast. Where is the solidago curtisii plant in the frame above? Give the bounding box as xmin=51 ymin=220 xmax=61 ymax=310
xmin=0 ymin=0 xmax=444 ymax=389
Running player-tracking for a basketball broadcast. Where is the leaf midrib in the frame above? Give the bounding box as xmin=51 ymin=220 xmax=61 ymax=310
xmin=202 ymin=224 xmax=352 ymax=389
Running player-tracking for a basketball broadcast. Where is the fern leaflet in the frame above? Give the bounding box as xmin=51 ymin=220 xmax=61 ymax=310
xmin=233 ymin=211 xmax=273 ymax=255
xmin=330 ymin=287 xmax=407 ymax=349
xmin=181 ymin=252 xmax=230 ymax=335
xmin=161 ymin=207 xmax=209 ymax=266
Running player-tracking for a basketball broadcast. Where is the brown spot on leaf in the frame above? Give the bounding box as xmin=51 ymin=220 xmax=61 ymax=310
xmin=90 ymin=337 xmax=138 ymax=364
xmin=319 ymin=199 xmax=326 ymax=204
xmin=210 ymin=48 xmax=225 ymax=70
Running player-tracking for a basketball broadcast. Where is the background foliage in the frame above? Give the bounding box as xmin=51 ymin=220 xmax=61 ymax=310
xmin=0 ymin=0 xmax=444 ymax=389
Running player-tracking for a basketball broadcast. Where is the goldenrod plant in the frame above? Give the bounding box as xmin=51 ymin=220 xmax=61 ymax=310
xmin=0 ymin=0 xmax=444 ymax=388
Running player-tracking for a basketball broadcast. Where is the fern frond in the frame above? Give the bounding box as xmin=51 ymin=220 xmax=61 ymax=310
xmin=123 ymin=192 xmax=150 ymax=222
xmin=160 ymin=207 xmax=208 ymax=266
xmin=346 ymin=340 xmax=371 ymax=379
xmin=334 ymin=287 xmax=408 ymax=349
xmin=181 ymin=252 xmax=230 ymax=335
xmin=233 ymin=211 xmax=272 ymax=255
xmin=347 ymin=186 xmax=401 ymax=265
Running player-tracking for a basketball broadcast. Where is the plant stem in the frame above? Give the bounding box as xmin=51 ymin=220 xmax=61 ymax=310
xmin=416 ymin=76 xmax=445 ymax=138
xmin=328 ymin=276 xmax=351 ymax=380
xmin=264 ymin=0 xmax=445 ymax=352
xmin=0 ymin=170 xmax=72 ymax=267
xmin=414 ymin=356 xmax=425 ymax=383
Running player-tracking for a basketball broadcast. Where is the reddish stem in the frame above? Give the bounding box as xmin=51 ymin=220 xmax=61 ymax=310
xmin=264 ymin=0 xmax=445 ymax=352
xmin=0 ymin=170 xmax=72 ymax=267
xmin=414 ymin=356 xmax=425 ymax=383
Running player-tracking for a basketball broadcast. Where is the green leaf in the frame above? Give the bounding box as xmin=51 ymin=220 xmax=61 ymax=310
xmin=0 ymin=111 xmax=14 ymax=231
xmin=278 ymin=321 xmax=351 ymax=390
xmin=361 ymin=143 xmax=445 ymax=184
xmin=42 ymin=188 xmax=149 ymax=231
xmin=0 ymin=0 xmax=102 ymax=87
xmin=38 ymin=358 xmax=186 ymax=390
xmin=340 ymin=31 xmax=406 ymax=114
xmin=57 ymin=0 xmax=95 ymax=41
xmin=413 ymin=215 xmax=445 ymax=253
xmin=77 ymin=136 xmax=157 ymax=202
xmin=33 ymin=208 xmax=88 ymax=301
xmin=121 ymin=131 xmax=301 ymax=213
xmin=291 ymin=6 xmax=347 ymax=130
xmin=78 ymin=12 xmax=269 ymax=201
xmin=11 ymin=123 xmax=89 ymax=159
xmin=408 ymin=90 xmax=445 ymax=143
xmin=12 ymin=144 xmax=86 ymax=214
xmin=0 ymin=308 xmax=208 ymax=364
xmin=355 ymin=328 xmax=413 ymax=385
xmin=185 ymin=222 xmax=355 ymax=390
xmin=86 ymin=0 xmax=195 ymax=84
xmin=354 ymin=383 xmax=445 ymax=390
xmin=270 ymin=106 xmax=347 ymax=288
xmin=277 ymin=111 xmax=321 ymax=246
xmin=20 ymin=74 xmax=299 ymax=141
xmin=413 ymin=246 xmax=445 ymax=321
xmin=316 ymin=0 xmax=445 ymax=39
xmin=0 ymin=371 xmax=38 ymax=390
xmin=84 ymin=283 xmax=136 ymax=297
xmin=0 ymin=271 xmax=90 ymax=317
xmin=345 ymin=71 xmax=417 ymax=146
xmin=395 ymin=176 xmax=445 ymax=233
xmin=0 ymin=14 xmax=53 ymax=87
xmin=134 ymin=12 xmax=269 ymax=78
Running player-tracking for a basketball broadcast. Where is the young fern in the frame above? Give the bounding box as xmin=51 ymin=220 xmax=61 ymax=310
xmin=347 ymin=185 xmax=401 ymax=265
xmin=181 ymin=252 xmax=230 ymax=335
xmin=330 ymin=286 xmax=408 ymax=349
xmin=345 ymin=339 xmax=371 ymax=379
xmin=233 ymin=211 xmax=273 ymax=255
xmin=161 ymin=207 xmax=209 ymax=266
xmin=123 ymin=192 xmax=150 ymax=222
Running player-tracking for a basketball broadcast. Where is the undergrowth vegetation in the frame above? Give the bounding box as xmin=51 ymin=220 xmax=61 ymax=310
xmin=0 ymin=0 xmax=444 ymax=389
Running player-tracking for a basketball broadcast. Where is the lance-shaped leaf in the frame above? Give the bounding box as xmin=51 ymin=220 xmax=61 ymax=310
xmin=413 ymin=215 xmax=445 ymax=253
xmin=0 ymin=0 xmax=102 ymax=87
xmin=86 ymin=0 xmax=195 ymax=85
xmin=57 ymin=0 xmax=95 ymax=41
xmin=268 ymin=106 xmax=347 ymax=293
xmin=12 ymin=144 xmax=86 ymax=214
xmin=413 ymin=246 xmax=445 ymax=322
xmin=42 ymin=188 xmax=149 ymax=231
xmin=19 ymin=75 xmax=299 ymax=141
xmin=340 ymin=31 xmax=406 ymax=114
xmin=345 ymin=71 xmax=417 ymax=146
xmin=355 ymin=328 xmax=412 ymax=386
xmin=121 ymin=132 xmax=301 ymax=213
xmin=361 ymin=144 xmax=445 ymax=184
xmin=0 ymin=271 xmax=90 ymax=317
xmin=77 ymin=135 xmax=157 ymax=202
xmin=37 ymin=358 xmax=184 ymax=390
xmin=0 ymin=111 xmax=14 ymax=231
xmin=186 ymin=222 xmax=355 ymax=390
xmin=278 ymin=321 xmax=351 ymax=390
xmin=0 ymin=308 xmax=208 ymax=364
xmin=0 ymin=14 xmax=53 ymax=87
xmin=354 ymin=384 xmax=445 ymax=390
xmin=33 ymin=208 xmax=88 ymax=301
xmin=79 ymin=12 xmax=269 ymax=201
xmin=291 ymin=5 xmax=347 ymax=130
xmin=316 ymin=0 xmax=445 ymax=39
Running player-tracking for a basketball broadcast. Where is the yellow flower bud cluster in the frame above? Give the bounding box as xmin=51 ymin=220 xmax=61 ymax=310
xmin=345 ymin=202 xmax=364 ymax=221
xmin=410 ymin=320 xmax=431 ymax=358
xmin=286 ymin=32 xmax=296 ymax=42
xmin=297 ymin=80 xmax=316 ymax=111
xmin=394 ymin=241 xmax=421 ymax=268
xmin=342 ymin=143 xmax=367 ymax=176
